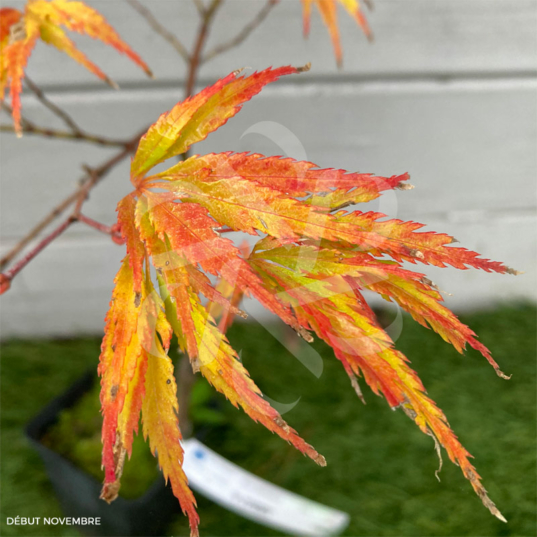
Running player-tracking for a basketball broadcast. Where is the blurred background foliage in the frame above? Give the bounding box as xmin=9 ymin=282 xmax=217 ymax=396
xmin=1 ymin=303 xmax=535 ymax=536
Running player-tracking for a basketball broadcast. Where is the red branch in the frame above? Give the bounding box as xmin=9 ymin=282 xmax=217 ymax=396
xmin=0 ymin=0 xmax=277 ymax=292
xmin=0 ymin=212 xmax=125 ymax=295
xmin=1 ymin=217 xmax=73 ymax=291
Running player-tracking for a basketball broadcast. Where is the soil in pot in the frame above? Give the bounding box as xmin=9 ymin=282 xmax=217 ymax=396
xmin=40 ymin=380 xmax=159 ymax=501
xmin=27 ymin=374 xmax=179 ymax=537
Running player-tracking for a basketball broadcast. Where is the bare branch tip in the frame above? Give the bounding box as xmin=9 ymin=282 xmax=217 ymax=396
xmin=82 ymin=164 xmax=97 ymax=177
xmin=99 ymin=480 xmax=121 ymax=504
xmin=496 ymin=369 xmax=512 ymax=380
xmin=426 ymin=428 xmax=443 ymax=481
xmin=296 ymin=62 xmax=311 ymax=73
xmin=396 ymin=182 xmax=414 ymax=190
xmin=106 ymin=77 xmax=120 ymax=91
xmin=190 ymin=357 xmax=202 ymax=374
xmin=350 ymin=376 xmax=366 ymax=404
xmin=300 ymin=329 xmax=314 ymax=343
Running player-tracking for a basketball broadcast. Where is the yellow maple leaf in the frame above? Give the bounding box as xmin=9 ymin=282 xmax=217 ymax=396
xmin=0 ymin=0 xmax=152 ymax=135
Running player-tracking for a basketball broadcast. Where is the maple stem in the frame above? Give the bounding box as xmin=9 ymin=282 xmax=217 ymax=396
xmin=202 ymin=0 xmax=278 ymax=64
xmin=1 ymin=189 xmax=78 ymax=272
xmin=1 ymin=100 xmax=129 ymax=147
xmin=24 ymin=76 xmax=84 ymax=134
xmin=126 ymin=0 xmax=189 ymax=63
xmin=0 ymin=124 xmax=129 ymax=147
xmin=78 ymin=214 xmax=119 ymax=238
xmin=192 ymin=0 xmax=206 ymax=17
xmin=0 ymin=133 xmax=140 ymax=272
xmin=1 ymin=217 xmax=74 ymax=284
xmin=174 ymin=0 xmax=225 ymax=426
xmin=177 ymin=355 xmax=196 ymax=438
xmin=185 ymin=0 xmax=222 ymax=99
xmin=0 ymin=212 xmax=122 ymax=289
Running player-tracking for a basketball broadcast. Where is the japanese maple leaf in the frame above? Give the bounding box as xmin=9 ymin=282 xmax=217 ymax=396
xmin=99 ymin=65 xmax=516 ymax=535
xmin=0 ymin=0 xmax=152 ymax=135
xmin=302 ymin=0 xmax=372 ymax=66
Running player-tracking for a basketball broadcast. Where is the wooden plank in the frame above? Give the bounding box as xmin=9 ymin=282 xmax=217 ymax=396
xmin=6 ymin=0 xmax=537 ymax=89
xmin=1 ymin=79 xmax=535 ymax=239
xmin=1 ymin=213 xmax=534 ymax=338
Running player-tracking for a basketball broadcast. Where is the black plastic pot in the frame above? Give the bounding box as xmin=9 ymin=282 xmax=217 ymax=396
xmin=25 ymin=372 xmax=179 ymax=537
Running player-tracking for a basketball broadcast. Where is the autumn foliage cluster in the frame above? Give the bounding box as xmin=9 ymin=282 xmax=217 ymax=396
xmin=0 ymin=1 xmax=517 ymax=536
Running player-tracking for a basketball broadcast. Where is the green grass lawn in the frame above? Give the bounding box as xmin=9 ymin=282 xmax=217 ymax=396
xmin=1 ymin=303 xmax=535 ymax=536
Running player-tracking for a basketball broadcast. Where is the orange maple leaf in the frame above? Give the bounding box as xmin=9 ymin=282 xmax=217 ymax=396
xmin=302 ymin=0 xmax=372 ymax=66
xmin=98 ymin=66 xmax=515 ymax=534
xmin=0 ymin=0 xmax=152 ymax=135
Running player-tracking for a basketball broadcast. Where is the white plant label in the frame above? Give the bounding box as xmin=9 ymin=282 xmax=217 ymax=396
xmin=182 ymin=438 xmax=350 ymax=536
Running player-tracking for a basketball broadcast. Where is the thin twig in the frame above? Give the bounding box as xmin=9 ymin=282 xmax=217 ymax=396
xmin=1 ymin=217 xmax=75 ymax=284
xmin=0 ymin=124 xmax=130 ymax=147
xmin=174 ymin=0 xmax=225 ymax=433
xmin=25 ymin=76 xmax=83 ymax=134
xmin=185 ymin=0 xmax=222 ymax=98
xmin=0 ymin=211 xmax=123 ymax=288
xmin=1 ymin=188 xmax=80 ymax=273
xmin=177 ymin=354 xmax=196 ymax=438
xmin=202 ymin=0 xmax=278 ymax=64
xmin=73 ymin=166 xmax=99 ymax=216
xmin=126 ymin=0 xmax=190 ymax=63
xmin=180 ymin=0 xmax=222 ymax=164
xmin=78 ymin=213 xmax=122 ymax=241
xmin=193 ymin=0 xmax=206 ymax=17
xmin=1 ymin=101 xmax=35 ymax=130
xmin=0 ymin=134 xmax=140 ymax=271
xmin=1 ymin=95 xmax=130 ymax=147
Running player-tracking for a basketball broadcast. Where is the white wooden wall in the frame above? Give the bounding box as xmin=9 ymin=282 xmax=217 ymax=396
xmin=1 ymin=0 xmax=536 ymax=338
